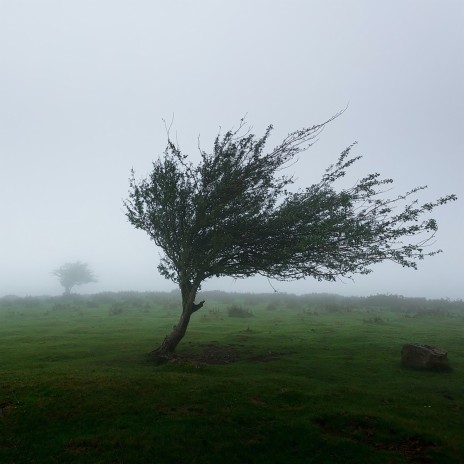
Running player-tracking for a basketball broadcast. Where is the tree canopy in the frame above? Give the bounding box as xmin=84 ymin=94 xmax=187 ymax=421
xmin=124 ymin=116 xmax=457 ymax=358
xmin=52 ymin=261 xmax=97 ymax=295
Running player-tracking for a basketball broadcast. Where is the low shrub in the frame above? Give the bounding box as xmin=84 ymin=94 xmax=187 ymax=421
xmin=227 ymin=305 xmax=253 ymax=318
xmin=109 ymin=303 xmax=125 ymax=315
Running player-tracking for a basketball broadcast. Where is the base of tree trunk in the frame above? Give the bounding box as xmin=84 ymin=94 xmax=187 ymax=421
xmin=148 ymin=297 xmax=203 ymax=363
xmin=148 ymin=346 xmax=178 ymax=364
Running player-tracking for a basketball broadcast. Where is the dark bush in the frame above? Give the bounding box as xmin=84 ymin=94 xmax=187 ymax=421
xmin=109 ymin=302 xmax=125 ymax=315
xmin=302 ymin=308 xmax=320 ymax=316
xmin=227 ymin=305 xmax=253 ymax=318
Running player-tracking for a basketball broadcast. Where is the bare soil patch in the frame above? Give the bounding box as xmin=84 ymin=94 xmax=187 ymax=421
xmin=177 ymin=342 xmax=286 ymax=365
xmin=0 ymin=402 xmax=15 ymax=418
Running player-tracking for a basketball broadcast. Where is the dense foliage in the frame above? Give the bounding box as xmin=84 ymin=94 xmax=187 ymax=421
xmin=124 ymin=117 xmax=457 ymax=356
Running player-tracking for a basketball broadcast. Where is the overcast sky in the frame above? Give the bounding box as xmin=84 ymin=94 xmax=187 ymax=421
xmin=1 ymin=0 xmax=463 ymax=299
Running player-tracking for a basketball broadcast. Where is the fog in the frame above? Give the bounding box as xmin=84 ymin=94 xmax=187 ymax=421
xmin=1 ymin=1 xmax=463 ymax=299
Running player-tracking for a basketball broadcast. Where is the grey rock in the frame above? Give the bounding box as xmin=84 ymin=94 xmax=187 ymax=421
xmin=401 ymin=344 xmax=449 ymax=369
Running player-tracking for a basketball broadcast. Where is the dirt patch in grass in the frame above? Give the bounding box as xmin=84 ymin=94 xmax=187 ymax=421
xmin=186 ymin=342 xmax=248 ymax=364
xmin=0 ymin=402 xmax=15 ymax=418
xmin=178 ymin=342 xmax=286 ymax=365
xmin=314 ymin=414 xmax=439 ymax=463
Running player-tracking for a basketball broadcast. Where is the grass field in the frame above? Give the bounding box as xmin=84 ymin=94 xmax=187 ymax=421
xmin=1 ymin=292 xmax=463 ymax=463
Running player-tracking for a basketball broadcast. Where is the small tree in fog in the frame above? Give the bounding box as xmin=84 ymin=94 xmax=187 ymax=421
xmin=52 ymin=261 xmax=97 ymax=295
xmin=124 ymin=115 xmax=457 ymax=360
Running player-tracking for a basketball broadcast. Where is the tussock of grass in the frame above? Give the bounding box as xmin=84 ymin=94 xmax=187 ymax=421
xmin=0 ymin=292 xmax=463 ymax=463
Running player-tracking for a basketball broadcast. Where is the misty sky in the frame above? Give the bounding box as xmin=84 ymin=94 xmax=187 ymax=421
xmin=1 ymin=1 xmax=463 ymax=299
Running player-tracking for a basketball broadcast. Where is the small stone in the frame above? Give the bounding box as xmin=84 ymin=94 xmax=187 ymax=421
xmin=401 ymin=344 xmax=449 ymax=370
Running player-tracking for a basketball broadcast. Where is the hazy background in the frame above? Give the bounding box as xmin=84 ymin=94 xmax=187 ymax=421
xmin=1 ymin=0 xmax=462 ymax=299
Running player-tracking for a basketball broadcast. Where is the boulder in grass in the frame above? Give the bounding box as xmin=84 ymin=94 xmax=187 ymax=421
xmin=401 ymin=344 xmax=449 ymax=370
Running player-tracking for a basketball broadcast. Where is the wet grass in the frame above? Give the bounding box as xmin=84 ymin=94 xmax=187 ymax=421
xmin=0 ymin=293 xmax=463 ymax=463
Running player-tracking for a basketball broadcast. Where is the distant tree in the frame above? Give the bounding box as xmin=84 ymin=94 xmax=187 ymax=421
xmin=52 ymin=261 xmax=97 ymax=295
xmin=124 ymin=115 xmax=457 ymax=360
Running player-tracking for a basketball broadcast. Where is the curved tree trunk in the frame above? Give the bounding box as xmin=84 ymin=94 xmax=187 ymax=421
xmin=150 ymin=282 xmax=204 ymax=362
xmin=150 ymin=310 xmax=192 ymax=360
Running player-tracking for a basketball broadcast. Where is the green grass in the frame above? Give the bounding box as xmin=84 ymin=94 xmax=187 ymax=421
xmin=1 ymin=293 xmax=463 ymax=463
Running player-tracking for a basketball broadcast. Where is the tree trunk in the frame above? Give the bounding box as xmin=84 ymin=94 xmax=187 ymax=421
xmin=149 ymin=282 xmax=205 ymax=362
xmin=150 ymin=309 xmax=192 ymax=361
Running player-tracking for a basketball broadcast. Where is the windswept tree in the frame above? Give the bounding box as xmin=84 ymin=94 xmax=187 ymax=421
xmin=124 ymin=116 xmax=456 ymax=360
xmin=52 ymin=261 xmax=97 ymax=295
